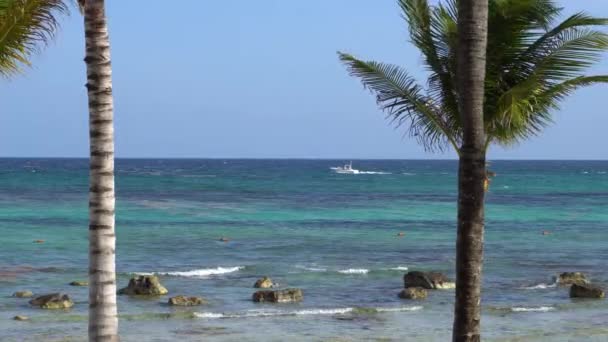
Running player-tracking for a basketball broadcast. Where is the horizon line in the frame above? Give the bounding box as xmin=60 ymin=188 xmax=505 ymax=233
xmin=0 ymin=156 xmax=607 ymax=162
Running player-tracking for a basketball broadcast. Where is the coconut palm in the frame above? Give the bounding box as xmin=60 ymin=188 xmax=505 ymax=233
xmin=339 ymin=0 xmax=608 ymax=155
xmin=0 ymin=0 xmax=67 ymax=77
xmin=78 ymin=0 xmax=118 ymax=340
xmin=452 ymin=0 xmax=488 ymax=341
xmin=339 ymin=0 xmax=608 ymax=340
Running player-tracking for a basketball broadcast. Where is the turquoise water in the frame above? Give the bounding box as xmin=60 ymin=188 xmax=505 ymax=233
xmin=1 ymin=159 xmax=607 ymax=341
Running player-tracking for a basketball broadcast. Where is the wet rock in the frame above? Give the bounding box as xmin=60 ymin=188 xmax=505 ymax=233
xmin=254 ymin=276 xmax=274 ymax=289
xmin=29 ymin=293 xmax=73 ymax=309
xmin=12 ymin=291 xmax=33 ymax=298
xmin=558 ymin=272 xmax=588 ymax=286
xmin=570 ymin=284 xmax=605 ymax=299
xmin=252 ymin=288 xmax=303 ymax=303
xmin=118 ymin=275 xmax=168 ymax=296
xmin=69 ymin=281 xmax=88 ymax=286
xmin=168 ymin=295 xmax=206 ymax=306
xmin=404 ymin=271 xmax=454 ymax=290
xmin=398 ymin=287 xmax=427 ymax=300
xmin=13 ymin=315 xmax=29 ymax=321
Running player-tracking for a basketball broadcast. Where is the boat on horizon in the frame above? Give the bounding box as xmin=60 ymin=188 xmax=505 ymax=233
xmin=330 ymin=161 xmax=360 ymax=174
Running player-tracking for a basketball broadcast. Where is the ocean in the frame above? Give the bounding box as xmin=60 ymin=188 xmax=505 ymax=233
xmin=1 ymin=158 xmax=607 ymax=341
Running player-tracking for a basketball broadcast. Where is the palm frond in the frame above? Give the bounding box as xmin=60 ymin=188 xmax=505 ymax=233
xmin=338 ymin=52 xmax=460 ymax=153
xmin=0 ymin=0 xmax=68 ymax=77
xmin=399 ymin=0 xmax=459 ymax=129
xmin=492 ymin=75 xmax=608 ymax=144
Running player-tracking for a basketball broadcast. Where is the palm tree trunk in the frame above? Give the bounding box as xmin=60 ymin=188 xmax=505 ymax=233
xmin=82 ymin=0 xmax=118 ymax=340
xmin=453 ymin=0 xmax=489 ymax=341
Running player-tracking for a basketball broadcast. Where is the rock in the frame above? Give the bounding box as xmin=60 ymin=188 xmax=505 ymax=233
xmin=570 ymin=284 xmax=605 ymax=299
xmin=558 ymin=272 xmax=588 ymax=286
xmin=404 ymin=271 xmax=454 ymax=290
xmin=398 ymin=287 xmax=427 ymax=300
xmin=13 ymin=315 xmax=29 ymax=321
xmin=118 ymin=275 xmax=168 ymax=296
xmin=29 ymin=293 xmax=73 ymax=309
xmin=12 ymin=291 xmax=34 ymax=298
xmin=252 ymin=288 xmax=303 ymax=303
xmin=69 ymin=281 xmax=88 ymax=286
xmin=254 ymin=276 xmax=274 ymax=288
xmin=168 ymin=295 xmax=206 ymax=306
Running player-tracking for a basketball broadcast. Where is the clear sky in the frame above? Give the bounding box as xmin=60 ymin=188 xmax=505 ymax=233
xmin=1 ymin=0 xmax=607 ymax=159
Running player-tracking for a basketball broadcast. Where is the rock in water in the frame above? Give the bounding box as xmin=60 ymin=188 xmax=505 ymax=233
xmin=168 ymin=295 xmax=206 ymax=306
xmin=254 ymin=276 xmax=274 ymax=288
xmin=558 ymin=272 xmax=588 ymax=286
xmin=118 ymin=275 xmax=168 ymax=296
xmin=570 ymin=284 xmax=605 ymax=299
xmin=29 ymin=293 xmax=73 ymax=309
xmin=399 ymin=287 xmax=428 ymax=300
xmin=13 ymin=315 xmax=29 ymax=321
xmin=69 ymin=281 xmax=88 ymax=286
xmin=12 ymin=291 xmax=33 ymax=298
xmin=252 ymin=288 xmax=303 ymax=303
xmin=404 ymin=271 xmax=454 ymax=290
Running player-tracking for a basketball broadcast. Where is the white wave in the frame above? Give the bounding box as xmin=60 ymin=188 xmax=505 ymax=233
xmin=402 ymin=172 xmax=416 ymax=176
xmin=295 ymin=308 xmax=354 ymax=315
xmin=358 ymin=171 xmax=391 ymax=175
xmin=194 ymin=306 xmax=423 ymax=320
xmin=376 ymin=306 xmax=423 ymax=312
xmin=338 ymin=268 xmax=369 ymax=274
xmin=599 ymin=171 xmax=607 ymax=174
xmin=135 ymin=266 xmax=243 ymax=278
xmin=521 ymin=283 xmax=557 ymax=290
xmin=388 ymin=266 xmax=409 ymax=271
xmin=511 ymin=306 xmax=555 ymax=312
xmin=295 ymin=265 xmax=328 ymax=272
xmin=195 ymin=308 xmax=354 ymax=319
xmin=194 ymin=312 xmax=225 ymax=319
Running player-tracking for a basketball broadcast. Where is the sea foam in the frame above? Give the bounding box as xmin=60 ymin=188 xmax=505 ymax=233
xmin=511 ymin=306 xmax=555 ymax=312
xmin=135 ymin=266 xmax=244 ymax=278
xmin=194 ymin=306 xmax=422 ymax=319
xmin=338 ymin=268 xmax=369 ymax=274
xmin=521 ymin=283 xmax=557 ymax=290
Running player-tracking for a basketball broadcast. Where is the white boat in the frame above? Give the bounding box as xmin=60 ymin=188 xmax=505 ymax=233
xmin=330 ymin=161 xmax=360 ymax=174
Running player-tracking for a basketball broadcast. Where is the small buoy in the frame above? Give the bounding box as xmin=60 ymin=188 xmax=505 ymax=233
xmin=219 ymin=237 xmax=229 ymax=242
xmin=33 ymin=240 xmax=44 ymax=243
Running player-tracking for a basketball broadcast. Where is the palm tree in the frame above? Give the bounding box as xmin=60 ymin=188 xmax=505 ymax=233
xmin=339 ymin=0 xmax=608 ymax=340
xmin=0 ymin=0 xmax=67 ymax=77
xmin=78 ymin=0 xmax=118 ymax=340
xmin=452 ymin=0 xmax=488 ymax=340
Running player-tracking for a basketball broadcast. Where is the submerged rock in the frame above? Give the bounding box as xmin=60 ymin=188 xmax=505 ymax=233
xmin=399 ymin=287 xmax=427 ymax=300
xmin=118 ymin=275 xmax=168 ymax=296
xmin=404 ymin=271 xmax=454 ymax=290
xmin=254 ymin=276 xmax=274 ymax=289
xmin=69 ymin=281 xmax=88 ymax=286
xmin=29 ymin=293 xmax=73 ymax=309
xmin=558 ymin=272 xmax=588 ymax=286
xmin=168 ymin=295 xmax=206 ymax=306
xmin=252 ymin=288 xmax=303 ymax=303
xmin=12 ymin=291 xmax=33 ymax=298
xmin=570 ymin=284 xmax=605 ymax=299
xmin=13 ymin=315 xmax=29 ymax=321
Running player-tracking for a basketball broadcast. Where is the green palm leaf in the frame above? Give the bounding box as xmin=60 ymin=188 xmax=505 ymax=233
xmin=338 ymin=52 xmax=460 ymax=153
xmin=0 ymin=0 xmax=68 ymax=77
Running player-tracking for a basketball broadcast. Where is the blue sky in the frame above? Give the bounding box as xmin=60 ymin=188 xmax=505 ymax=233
xmin=1 ymin=0 xmax=607 ymax=159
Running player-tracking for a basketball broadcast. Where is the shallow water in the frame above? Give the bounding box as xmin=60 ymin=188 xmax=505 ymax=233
xmin=1 ymin=159 xmax=607 ymax=341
